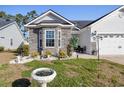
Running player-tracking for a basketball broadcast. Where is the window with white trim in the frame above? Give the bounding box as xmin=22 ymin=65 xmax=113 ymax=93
xmin=46 ymin=30 xmax=55 ymax=47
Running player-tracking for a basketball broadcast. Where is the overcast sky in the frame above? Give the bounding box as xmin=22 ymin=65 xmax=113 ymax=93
xmin=0 ymin=5 xmax=120 ymax=20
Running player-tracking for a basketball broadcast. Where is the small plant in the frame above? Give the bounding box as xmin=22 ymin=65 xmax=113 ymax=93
xmin=67 ymin=44 xmax=72 ymax=57
xmin=22 ymin=44 xmax=29 ymax=56
xmin=31 ymin=51 xmax=39 ymax=58
xmin=59 ymin=49 xmax=67 ymax=58
xmin=0 ymin=46 xmax=4 ymax=52
xmin=44 ymin=50 xmax=52 ymax=57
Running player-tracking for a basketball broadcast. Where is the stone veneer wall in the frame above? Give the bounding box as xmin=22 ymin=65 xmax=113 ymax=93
xmin=28 ymin=27 xmax=72 ymax=55
xmin=61 ymin=28 xmax=72 ymax=50
xmin=28 ymin=28 xmax=39 ymax=51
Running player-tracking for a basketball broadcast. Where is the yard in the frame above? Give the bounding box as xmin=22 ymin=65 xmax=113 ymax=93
xmin=0 ymin=52 xmax=124 ymax=87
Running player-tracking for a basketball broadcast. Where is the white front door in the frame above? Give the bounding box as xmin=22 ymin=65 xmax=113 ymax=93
xmin=99 ymin=34 xmax=124 ymax=55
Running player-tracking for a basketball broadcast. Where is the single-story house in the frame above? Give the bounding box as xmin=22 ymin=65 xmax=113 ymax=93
xmin=25 ymin=6 xmax=124 ymax=55
xmin=0 ymin=18 xmax=24 ymax=50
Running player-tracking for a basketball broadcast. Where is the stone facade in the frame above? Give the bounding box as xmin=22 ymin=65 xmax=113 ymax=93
xmin=28 ymin=27 xmax=73 ymax=55
xmin=28 ymin=28 xmax=39 ymax=51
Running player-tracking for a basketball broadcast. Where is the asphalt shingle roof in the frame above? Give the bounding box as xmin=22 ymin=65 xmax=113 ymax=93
xmin=0 ymin=18 xmax=14 ymax=28
xmin=71 ymin=20 xmax=93 ymax=29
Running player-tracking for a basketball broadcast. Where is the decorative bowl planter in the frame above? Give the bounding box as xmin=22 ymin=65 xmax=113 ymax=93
xmin=31 ymin=68 xmax=57 ymax=87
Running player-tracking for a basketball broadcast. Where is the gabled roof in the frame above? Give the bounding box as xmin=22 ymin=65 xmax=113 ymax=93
xmin=0 ymin=18 xmax=25 ymax=40
xmin=0 ymin=18 xmax=15 ymax=28
xmin=82 ymin=5 xmax=123 ymax=28
xmin=25 ymin=9 xmax=75 ymax=27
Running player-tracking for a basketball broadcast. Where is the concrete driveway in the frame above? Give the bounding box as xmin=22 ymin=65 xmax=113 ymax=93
xmin=101 ymin=55 xmax=124 ymax=65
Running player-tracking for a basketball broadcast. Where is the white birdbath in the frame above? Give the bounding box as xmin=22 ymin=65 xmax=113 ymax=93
xmin=31 ymin=68 xmax=57 ymax=87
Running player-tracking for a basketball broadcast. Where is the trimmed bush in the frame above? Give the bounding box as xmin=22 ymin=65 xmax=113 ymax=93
xmin=31 ymin=51 xmax=39 ymax=58
xmin=16 ymin=44 xmax=29 ymax=56
xmin=22 ymin=45 xmax=29 ymax=56
xmin=44 ymin=50 xmax=52 ymax=57
xmin=0 ymin=46 xmax=4 ymax=52
xmin=59 ymin=49 xmax=67 ymax=58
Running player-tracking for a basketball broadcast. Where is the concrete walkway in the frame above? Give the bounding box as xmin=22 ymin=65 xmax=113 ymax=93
xmin=75 ymin=53 xmax=124 ymax=65
xmin=101 ymin=55 xmax=124 ymax=65
xmin=75 ymin=53 xmax=97 ymax=59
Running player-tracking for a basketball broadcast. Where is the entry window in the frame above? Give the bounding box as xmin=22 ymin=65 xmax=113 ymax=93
xmin=46 ymin=30 xmax=55 ymax=47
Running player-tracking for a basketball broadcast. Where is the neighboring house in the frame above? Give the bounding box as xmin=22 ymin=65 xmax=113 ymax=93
xmin=0 ymin=18 xmax=24 ymax=50
xmin=25 ymin=6 xmax=124 ymax=55
xmin=80 ymin=6 xmax=124 ymax=55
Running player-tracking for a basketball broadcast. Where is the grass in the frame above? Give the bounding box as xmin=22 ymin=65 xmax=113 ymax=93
xmin=0 ymin=57 xmax=124 ymax=87
xmin=22 ymin=59 xmax=99 ymax=87
xmin=0 ymin=64 xmax=8 ymax=70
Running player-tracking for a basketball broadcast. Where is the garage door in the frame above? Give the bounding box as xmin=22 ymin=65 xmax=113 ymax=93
xmin=99 ymin=34 xmax=124 ymax=55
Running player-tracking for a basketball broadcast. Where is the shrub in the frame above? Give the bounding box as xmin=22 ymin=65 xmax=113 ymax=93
xmin=70 ymin=36 xmax=79 ymax=50
xmin=59 ymin=49 xmax=67 ymax=58
xmin=67 ymin=44 xmax=72 ymax=57
xmin=31 ymin=51 xmax=39 ymax=58
xmin=0 ymin=46 xmax=4 ymax=52
xmin=22 ymin=44 xmax=29 ymax=56
xmin=44 ymin=50 xmax=52 ymax=57
xmin=16 ymin=46 xmax=23 ymax=54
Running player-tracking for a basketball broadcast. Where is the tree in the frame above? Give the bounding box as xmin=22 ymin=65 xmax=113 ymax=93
xmin=7 ymin=14 xmax=15 ymax=20
xmin=22 ymin=10 xmax=38 ymax=38
xmin=26 ymin=10 xmax=38 ymax=23
xmin=0 ymin=10 xmax=38 ymax=39
xmin=0 ymin=11 xmax=6 ymax=18
xmin=70 ymin=36 xmax=79 ymax=50
xmin=15 ymin=14 xmax=24 ymax=27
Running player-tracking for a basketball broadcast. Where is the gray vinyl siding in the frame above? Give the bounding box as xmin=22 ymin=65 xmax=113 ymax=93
xmin=0 ymin=22 xmax=24 ymax=50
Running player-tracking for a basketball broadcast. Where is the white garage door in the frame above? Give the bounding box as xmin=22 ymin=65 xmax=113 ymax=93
xmin=99 ymin=34 xmax=124 ymax=55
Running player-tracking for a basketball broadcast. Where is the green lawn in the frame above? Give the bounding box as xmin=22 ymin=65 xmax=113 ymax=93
xmin=21 ymin=59 xmax=124 ymax=87
xmin=0 ymin=57 xmax=124 ymax=87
